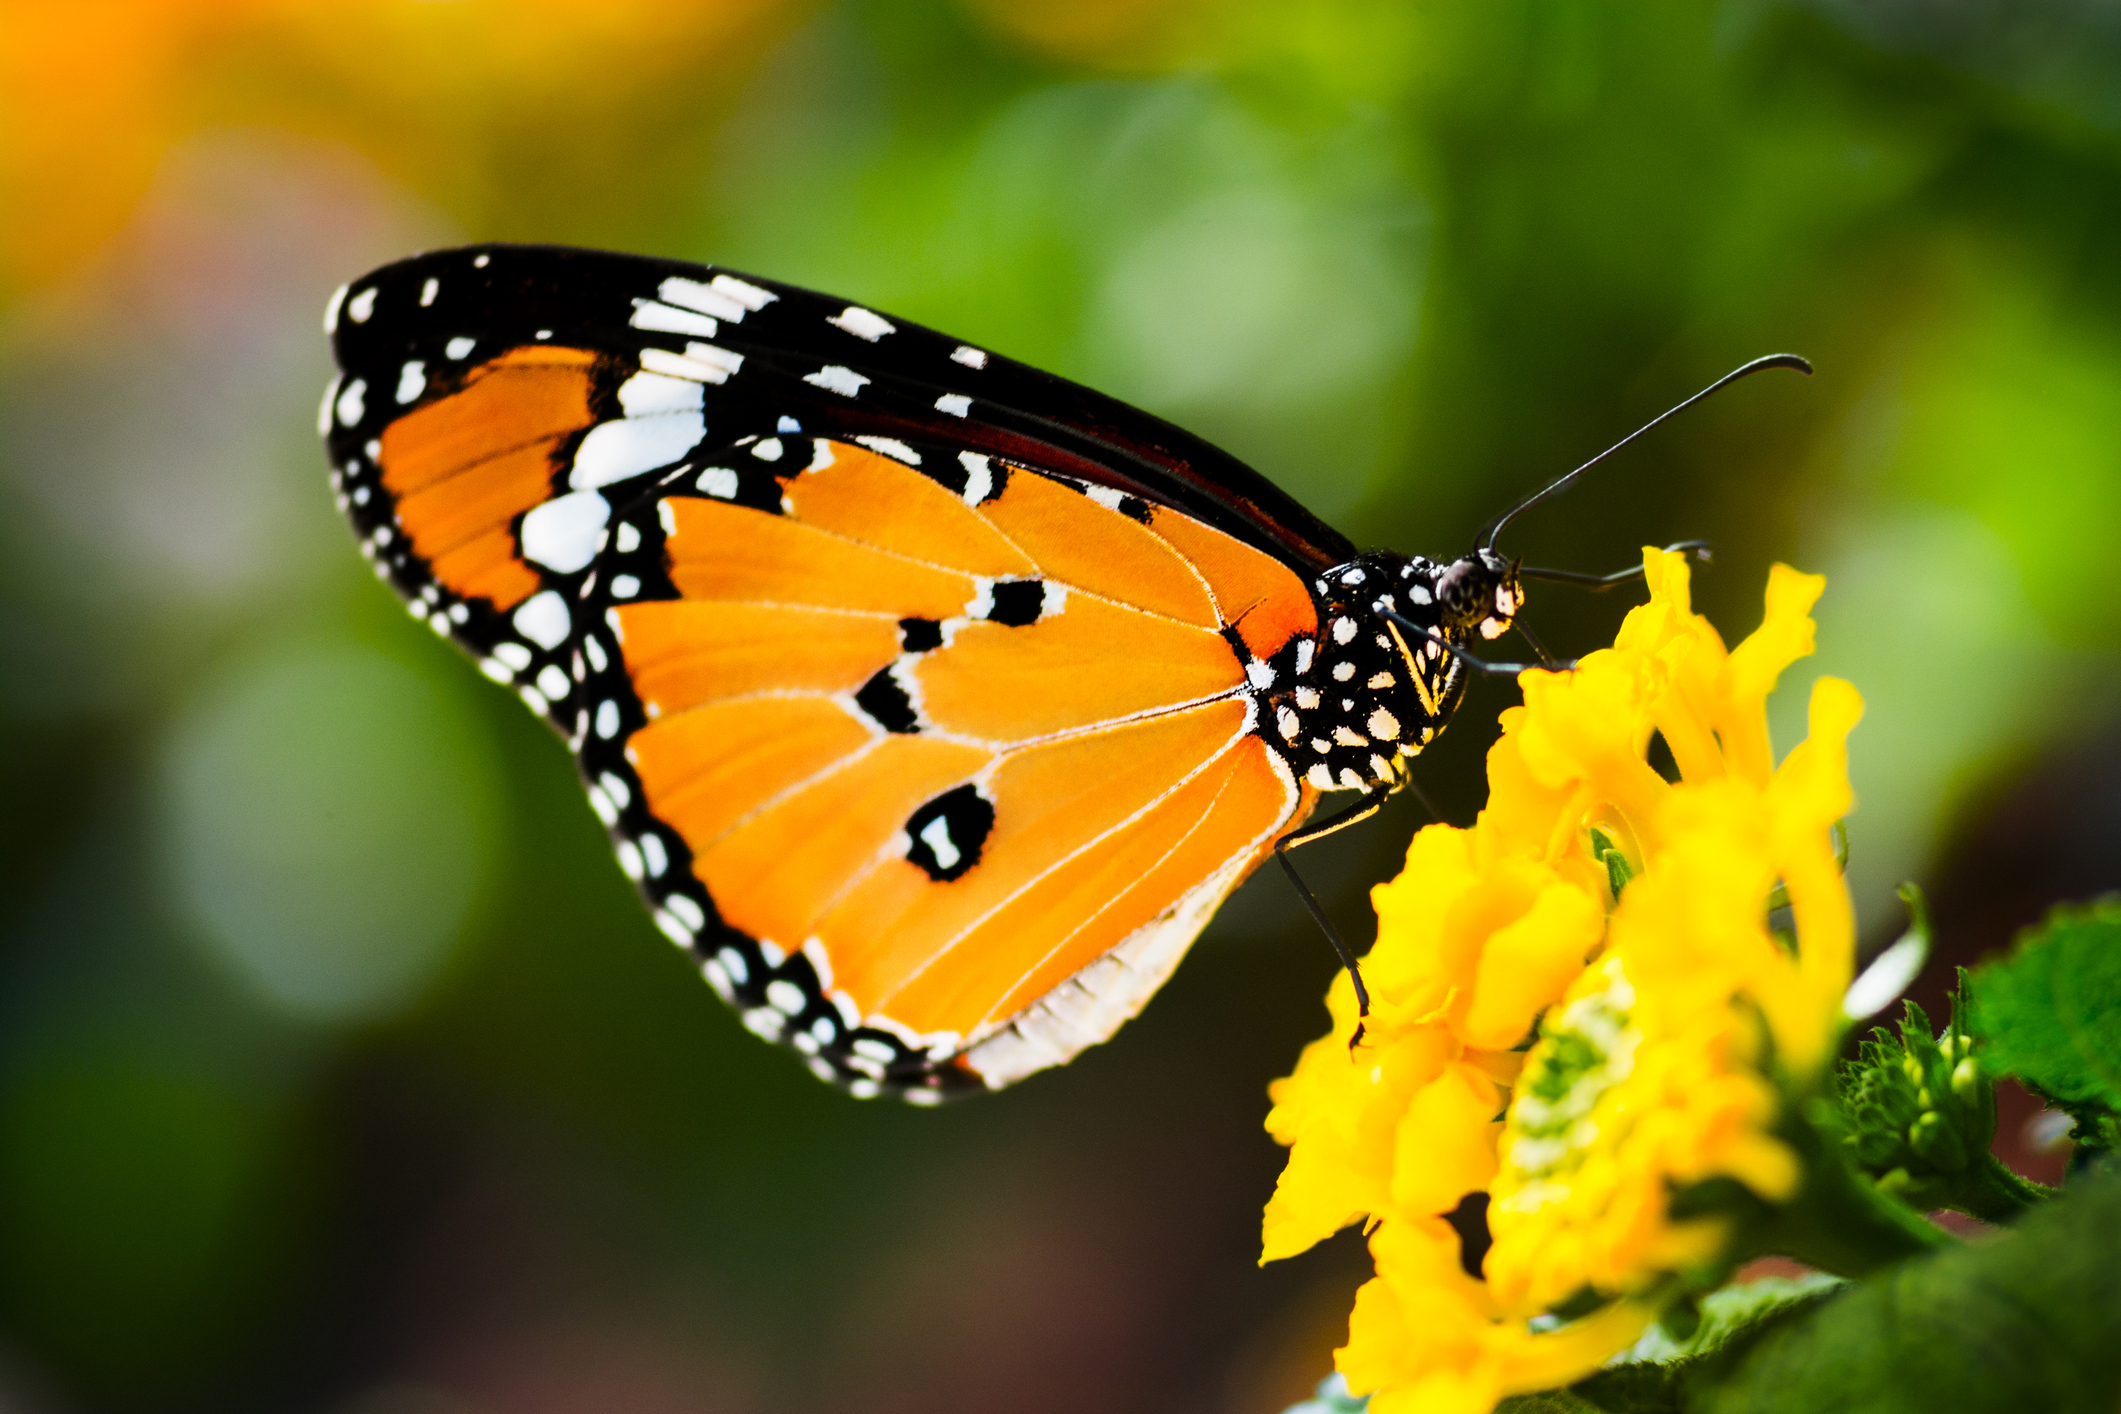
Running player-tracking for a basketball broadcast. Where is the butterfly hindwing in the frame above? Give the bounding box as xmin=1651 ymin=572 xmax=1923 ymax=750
xmin=569 ymin=435 xmax=1319 ymax=1096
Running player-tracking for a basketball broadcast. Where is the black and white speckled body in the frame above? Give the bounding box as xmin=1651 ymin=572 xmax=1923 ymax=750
xmin=1258 ymin=548 xmax=1525 ymax=797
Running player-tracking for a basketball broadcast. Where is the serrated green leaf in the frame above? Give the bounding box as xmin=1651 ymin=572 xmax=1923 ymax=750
xmin=1969 ymin=898 xmax=2121 ymax=1121
xmin=1539 ymin=1276 xmax=1842 ymax=1413
xmin=1696 ymin=1172 xmax=2121 ymax=1414
xmin=1495 ymin=1389 xmax=1611 ymax=1414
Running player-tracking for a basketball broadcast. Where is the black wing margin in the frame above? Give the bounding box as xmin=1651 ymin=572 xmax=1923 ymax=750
xmin=325 ymin=243 xmax=1356 ymax=577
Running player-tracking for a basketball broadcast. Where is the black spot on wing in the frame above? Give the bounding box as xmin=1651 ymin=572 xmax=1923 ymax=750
xmin=854 ymin=667 xmax=920 ymax=734
xmin=985 ymin=579 xmax=1044 ymax=627
xmin=899 ymin=617 xmax=945 ymax=652
xmin=904 ymin=784 xmax=994 ymax=882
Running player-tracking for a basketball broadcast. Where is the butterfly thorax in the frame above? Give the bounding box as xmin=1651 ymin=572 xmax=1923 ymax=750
xmin=1259 ymin=549 xmax=1524 ymax=796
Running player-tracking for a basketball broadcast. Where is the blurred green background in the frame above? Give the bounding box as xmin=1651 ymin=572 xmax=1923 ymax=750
xmin=2 ymin=2 xmax=2119 ymax=1410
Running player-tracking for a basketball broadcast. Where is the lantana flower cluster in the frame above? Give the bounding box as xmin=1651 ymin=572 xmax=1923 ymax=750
xmin=1261 ymin=549 xmax=1861 ymax=1414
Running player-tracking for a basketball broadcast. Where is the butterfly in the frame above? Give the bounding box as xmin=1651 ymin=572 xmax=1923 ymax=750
xmin=321 ymin=243 xmax=1804 ymax=1101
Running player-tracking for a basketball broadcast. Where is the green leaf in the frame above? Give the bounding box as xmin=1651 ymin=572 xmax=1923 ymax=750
xmin=1536 ymin=1276 xmax=1842 ymax=1413
xmin=1495 ymin=1391 xmax=1611 ymax=1414
xmin=1696 ymin=1171 xmax=2121 ymax=1413
xmin=1969 ymin=898 xmax=2121 ymax=1133
xmin=1589 ymin=827 xmax=1634 ymax=899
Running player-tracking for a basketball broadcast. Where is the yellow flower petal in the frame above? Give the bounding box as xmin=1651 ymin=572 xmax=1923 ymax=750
xmin=1391 ymin=1062 xmax=1503 ymax=1216
xmin=1462 ymin=879 xmax=1603 ymax=1049
xmin=1716 ymin=563 xmax=1824 ymax=785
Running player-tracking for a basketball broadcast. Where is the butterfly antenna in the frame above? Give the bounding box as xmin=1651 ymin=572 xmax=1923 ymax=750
xmin=1476 ymin=354 xmax=1812 ymax=552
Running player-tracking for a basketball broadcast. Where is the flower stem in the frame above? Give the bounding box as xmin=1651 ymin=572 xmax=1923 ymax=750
xmin=1748 ymin=1105 xmax=1955 ymax=1278
xmin=1953 ymin=1153 xmax=2054 ymax=1222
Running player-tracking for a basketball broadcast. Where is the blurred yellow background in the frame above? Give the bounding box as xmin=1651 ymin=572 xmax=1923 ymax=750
xmin=2 ymin=3 xmax=2118 ymax=1411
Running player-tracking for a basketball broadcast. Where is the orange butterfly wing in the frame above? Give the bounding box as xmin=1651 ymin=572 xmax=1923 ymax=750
xmin=576 ymin=437 xmax=1320 ymax=1094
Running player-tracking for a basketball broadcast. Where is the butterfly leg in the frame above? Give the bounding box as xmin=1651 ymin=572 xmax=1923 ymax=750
xmin=1513 ymin=619 xmax=1562 ymax=670
xmin=1276 ymin=791 xmax=1386 ymax=1046
xmin=1518 ymin=539 xmax=1710 ymax=590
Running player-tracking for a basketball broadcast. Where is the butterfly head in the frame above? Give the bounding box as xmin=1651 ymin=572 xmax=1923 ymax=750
xmin=1433 ymin=548 xmax=1525 ymax=643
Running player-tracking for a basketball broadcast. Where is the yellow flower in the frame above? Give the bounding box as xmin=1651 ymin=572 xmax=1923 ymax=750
xmin=1261 ymin=548 xmax=1862 ymax=1413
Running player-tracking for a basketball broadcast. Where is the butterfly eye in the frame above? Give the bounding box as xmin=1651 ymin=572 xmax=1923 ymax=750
xmin=1435 ymin=560 xmax=1488 ymax=620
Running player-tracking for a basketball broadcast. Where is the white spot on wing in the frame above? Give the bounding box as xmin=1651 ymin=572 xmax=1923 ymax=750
xmin=709 ymin=274 xmax=776 ymax=311
xmin=918 ymin=816 xmax=960 ymax=870
xmin=617 ymin=370 xmax=706 ymax=416
xmin=346 ymin=287 xmax=377 ymax=323
xmin=318 ymin=377 xmax=340 ymax=436
xmin=570 ymin=396 xmax=705 ymax=488
xmin=586 ymin=782 xmax=618 ymax=825
xmin=512 ymin=590 xmax=572 ymax=649
xmin=334 ymin=378 xmax=366 ymax=427
xmin=934 ymin=393 xmax=972 ymax=417
xmin=957 ymin=452 xmax=994 ymax=505
xmin=322 ymin=284 xmax=347 ymax=334
xmin=696 ymin=466 xmax=740 ymax=498
xmin=803 ymin=365 xmax=869 ymax=397
xmin=394 ymin=361 xmax=426 ymax=404
xmin=827 ymin=306 xmax=896 ymax=341
xmin=853 ymin=436 xmax=920 ymax=466
xmin=639 ymin=342 xmax=742 ymax=385
xmin=445 ymin=335 xmax=476 ymax=360
xmin=950 ymin=345 xmax=987 ymax=369
xmin=665 ymin=893 xmax=705 ymax=931
xmin=419 ymin=277 xmax=438 ymax=307
xmin=519 ymin=490 xmax=610 ymax=572
xmin=630 ymin=299 xmax=719 ymax=339
xmin=655 ymin=276 xmax=746 ymax=322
